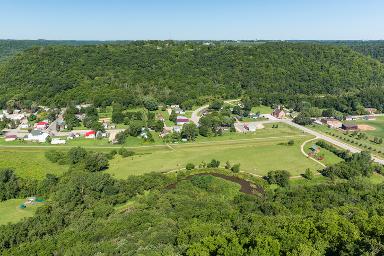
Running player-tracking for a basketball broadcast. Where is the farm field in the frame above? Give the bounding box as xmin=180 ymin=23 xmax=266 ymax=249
xmin=107 ymin=135 xmax=322 ymax=178
xmin=0 ymin=148 xmax=68 ymax=179
xmin=0 ymin=199 xmax=39 ymax=225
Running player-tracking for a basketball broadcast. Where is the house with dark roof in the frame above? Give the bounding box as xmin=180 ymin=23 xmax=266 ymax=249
xmin=342 ymin=123 xmax=358 ymax=131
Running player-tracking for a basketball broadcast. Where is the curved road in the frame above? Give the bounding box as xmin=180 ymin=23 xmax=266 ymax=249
xmin=193 ymin=104 xmax=384 ymax=165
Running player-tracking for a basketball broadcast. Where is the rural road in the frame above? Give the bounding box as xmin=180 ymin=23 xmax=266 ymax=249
xmin=191 ymin=101 xmax=384 ymax=165
xmin=282 ymin=119 xmax=384 ymax=165
xmin=191 ymin=99 xmax=240 ymax=124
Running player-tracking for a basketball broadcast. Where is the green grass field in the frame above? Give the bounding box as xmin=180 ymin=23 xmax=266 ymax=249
xmin=251 ymin=105 xmax=273 ymax=114
xmin=0 ymin=148 xmax=68 ymax=179
xmin=107 ymin=133 xmax=322 ymax=178
xmin=0 ymin=199 xmax=40 ymax=225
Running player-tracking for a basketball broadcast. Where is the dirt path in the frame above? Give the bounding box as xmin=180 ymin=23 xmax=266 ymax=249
xmin=300 ymin=138 xmax=326 ymax=168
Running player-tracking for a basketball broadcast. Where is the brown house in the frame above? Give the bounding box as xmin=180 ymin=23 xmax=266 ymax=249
xmin=272 ymin=106 xmax=286 ymax=119
xmin=342 ymin=123 xmax=358 ymax=131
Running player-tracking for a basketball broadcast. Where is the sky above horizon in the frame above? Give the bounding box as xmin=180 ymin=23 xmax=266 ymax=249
xmin=0 ymin=0 xmax=383 ymax=40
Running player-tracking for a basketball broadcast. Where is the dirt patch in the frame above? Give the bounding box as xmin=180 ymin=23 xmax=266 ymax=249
xmin=358 ymin=124 xmax=376 ymax=131
xmin=166 ymin=172 xmax=264 ymax=195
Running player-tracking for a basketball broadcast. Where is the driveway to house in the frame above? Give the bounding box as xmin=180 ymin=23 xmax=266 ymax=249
xmin=191 ymin=99 xmax=240 ymax=125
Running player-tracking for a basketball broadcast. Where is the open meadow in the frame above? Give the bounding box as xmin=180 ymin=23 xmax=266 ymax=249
xmin=0 ymin=199 xmax=39 ymax=225
xmin=0 ymin=122 xmax=324 ymax=179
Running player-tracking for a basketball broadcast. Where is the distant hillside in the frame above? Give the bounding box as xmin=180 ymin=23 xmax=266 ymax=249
xmin=0 ymin=42 xmax=384 ymax=107
xmin=0 ymin=40 xmax=115 ymax=62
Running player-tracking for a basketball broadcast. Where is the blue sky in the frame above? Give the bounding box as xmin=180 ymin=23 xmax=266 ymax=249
xmin=0 ymin=0 xmax=383 ymax=40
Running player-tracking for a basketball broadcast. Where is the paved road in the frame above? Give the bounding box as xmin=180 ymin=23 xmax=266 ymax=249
xmin=281 ymin=119 xmax=384 ymax=165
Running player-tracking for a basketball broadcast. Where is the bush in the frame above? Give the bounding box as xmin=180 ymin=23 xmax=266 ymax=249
xmin=118 ymin=148 xmax=135 ymax=158
xmin=302 ymin=168 xmax=314 ymax=180
xmin=231 ymin=164 xmax=240 ymax=173
xmin=287 ymin=140 xmax=294 ymax=146
xmin=186 ymin=163 xmax=195 ymax=170
xmin=265 ymin=170 xmax=290 ymax=187
xmin=67 ymin=147 xmax=88 ymax=165
xmin=45 ymin=150 xmax=66 ymax=163
xmin=207 ymin=159 xmax=220 ymax=168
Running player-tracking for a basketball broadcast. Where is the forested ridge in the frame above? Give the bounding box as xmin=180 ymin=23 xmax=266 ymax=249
xmin=1 ymin=42 xmax=384 ymax=108
xmin=2 ymin=167 xmax=384 ymax=255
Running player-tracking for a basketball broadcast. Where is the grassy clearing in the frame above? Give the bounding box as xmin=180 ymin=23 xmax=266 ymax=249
xmin=0 ymin=199 xmax=39 ymax=225
xmin=251 ymin=105 xmax=273 ymax=114
xmin=0 ymin=148 xmax=68 ymax=179
xmin=107 ymin=135 xmax=322 ymax=179
xmin=303 ymin=139 xmax=343 ymax=166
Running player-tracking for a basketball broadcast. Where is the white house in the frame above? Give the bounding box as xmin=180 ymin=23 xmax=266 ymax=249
xmin=25 ymin=130 xmax=49 ymax=143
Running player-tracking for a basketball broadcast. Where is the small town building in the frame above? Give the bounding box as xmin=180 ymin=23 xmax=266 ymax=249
xmin=25 ymin=130 xmax=49 ymax=143
xmin=342 ymin=123 xmax=358 ymax=131
xmin=365 ymin=108 xmax=377 ymax=115
xmin=272 ymin=106 xmax=286 ymax=119
xmin=176 ymin=116 xmax=189 ymax=125
xmin=363 ymin=115 xmax=376 ymax=121
xmin=85 ymin=130 xmax=96 ymax=139
xmin=35 ymin=121 xmax=48 ymax=130
xmin=5 ymin=134 xmax=17 ymax=142
xmin=51 ymin=138 xmax=66 ymax=145
xmin=173 ymin=126 xmax=182 ymax=133
xmin=321 ymin=118 xmax=342 ymax=128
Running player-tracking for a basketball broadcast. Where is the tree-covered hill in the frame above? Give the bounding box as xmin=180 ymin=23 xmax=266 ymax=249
xmin=0 ymin=40 xmax=114 ymax=62
xmin=1 ymin=42 xmax=383 ymax=108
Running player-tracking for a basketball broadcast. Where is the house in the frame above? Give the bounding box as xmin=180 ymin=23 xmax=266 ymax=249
xmin=309 ymin=145 xmax=320 ymax=153
xmin=345 ymin=116 xmax=354 ymax=121
xmin=156 ymin=113 xmax=165 ymax=122
xmin=51 ymin=138 xmax=66 ymax=145
xmin=160 ymin=127 xmax=172 ymax=138
xmin=173 ymin=126 xmax=182 ymax=133
xmin=342 ymin=123 xmax=358 ymax=131
xmin=85 ymin=130 xmax=96 ymax=139
xmin=272 ymin=106 xmax=286 ymax=119
xmin=5 ymin=134 xmax=17 ymax=142
xmin=176 ymin=116 xmax=189 ymax=125
xmin=365 ymin=108 xmax=377 ymax=115
xmin=25 ymin=130 xmax=49 ymax=143
xmin=321 ymin=118 xmax=342 ymax=128
xmin=244 ymin=123 xmax=257 ymax=132
xmin=19 ymin=123 xmax=29 ymax=129
xmin=174 ymin=108 xmax=185 ymax=115
xmin=363 ymin=115 xmax=376 ymax=121
xmin=35 ymin=121 xmax=48 ymax=130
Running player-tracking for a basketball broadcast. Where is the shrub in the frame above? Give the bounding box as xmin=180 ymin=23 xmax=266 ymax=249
xmin=287 ymin=140 xmax=294 ymax=146
xmin=302 ymin=168 xmax=314 ymax=180
xmin=207 ymin=159 xmax=220 ymax=168
xmin=186 ymin=163 xmax=195 ymax=170
xmin=265 ymin=170 xmax=290 ymax=187
xmin=118 ymin=148 xmax=135 ymax=158
xmin=231 ymin=164 xmax=241 ymax=173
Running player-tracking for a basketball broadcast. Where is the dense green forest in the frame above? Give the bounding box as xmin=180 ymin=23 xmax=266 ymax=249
xmin=0 ymin=40 xmax=116 ymax=62
xmin=1 ymin=41 xmax=384 ymax=110
xmin=1 ymin=149 xmax=384 ymax=255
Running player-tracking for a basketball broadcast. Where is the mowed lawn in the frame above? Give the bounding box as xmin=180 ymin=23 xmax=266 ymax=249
xmin=0 ymin=148 xmax=68 ymax=179
xmin=303 ymin=139 xmax=343 ymax=166
xmin=107 ymin=135 xmax=322 ymax=178
xmin=0 ymin=199 xmax=39 ymax=225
